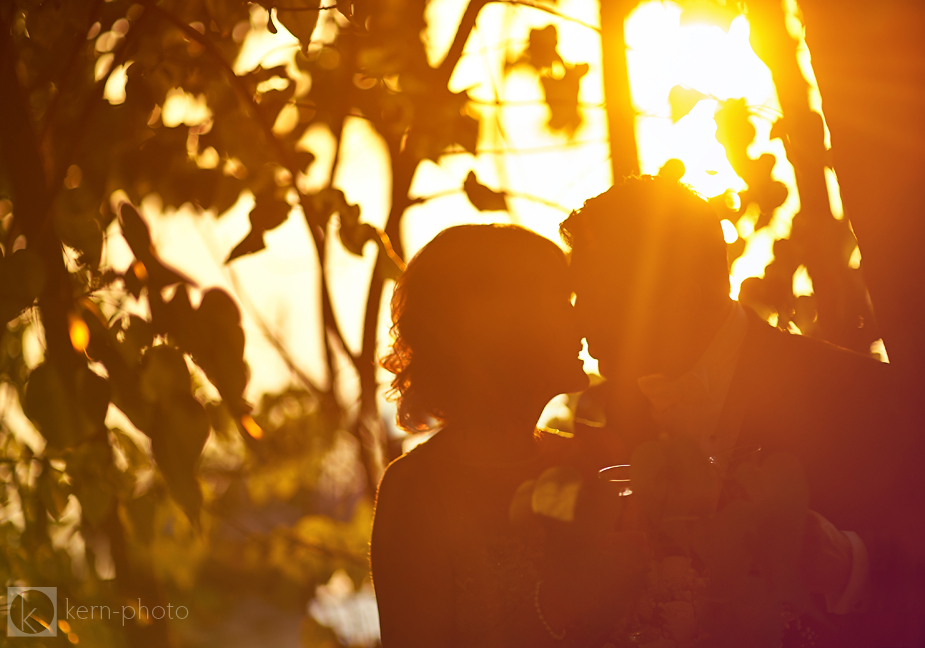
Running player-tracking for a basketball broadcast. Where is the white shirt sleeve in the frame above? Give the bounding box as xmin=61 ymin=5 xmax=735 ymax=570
xmin=825 ymin=531 xmax=870 ymax=614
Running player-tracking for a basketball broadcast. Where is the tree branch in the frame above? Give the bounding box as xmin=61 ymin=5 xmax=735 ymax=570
xmin=490 ymin=0 xmax=600 ymax=33
xmin=148 ymin=4 xmax=359 ymax=381
xmin=438 ymin=0 xmax=490 ymax=86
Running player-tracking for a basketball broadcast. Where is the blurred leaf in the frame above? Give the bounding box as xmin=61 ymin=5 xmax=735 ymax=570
xmin=668 ymin=85 xmax=708 ymax=123
xmin=120 ymin=490 xmax=158 ymax=544
xmin=116 ymin=315 xmax=155 ymax=366
xmin=250 ymin=188 xmax=290 ymax=231
xmin=463 ymin=171 xmax=507 ymax=212
xmin=23 ymin=363 xmax=110 ymax=450
xmin=659 ymin=158 xmax=686 ymax=183
xmin=0 ymin=248 xmax=46 ymax=323
xmin=37 ymin=463 xmax=71 ymax=520
xmin=150 ymin=285 xmax=249 ymax=413
xmin=150 ymin=392 xmax=210 ymax=526
xmin=119 ymin=203 xmax=194 ymax=289
xmin=68 ymin=439 xmax=119 ymax=526
xmin=140 ymin=345 xmax=192 ymax=402
xmin=337 ymin=195 xmax=375 ymax=256
xmin=541 ymin=63 xmax=588 ymax=134
xmin=274 ymin=0 xmax=322 ymax=51
xmin=227 ymin=189 xmax=291 ymax=262
xmin=111 ymin=428 xmax=151 ymax=474
xmin=770 ymin=118 xmax=787 ymax=142
xmin=139 ymin=345 xmax=209 ymax=523
xmin=714 ymin=98 xmax=755 ymax=175
xmin=532 ymin=466 xmax=582 ymax=522
xmin=305 ymin=187 xmax=350 ymax=230
xmin=526 ymin=25 xmax=561 ymax=70
xmin=194 ymin=288 xmax=249 ymax=409
xmin=259 ymin=86 xmax=297 ymax=125
xmin=226 ymin=229 xmax=267 ymax=261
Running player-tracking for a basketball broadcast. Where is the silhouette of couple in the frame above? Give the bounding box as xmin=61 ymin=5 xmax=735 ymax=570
xmin=370 ymin=176 xmax=918 ymax=647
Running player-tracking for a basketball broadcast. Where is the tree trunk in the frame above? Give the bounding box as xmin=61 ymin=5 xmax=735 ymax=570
xmin=599 ymin=0 xmax=640 ymax=183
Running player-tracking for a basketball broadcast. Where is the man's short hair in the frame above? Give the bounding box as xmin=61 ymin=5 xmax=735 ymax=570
xmin=560 ymin=175 xmax=730 ymax=300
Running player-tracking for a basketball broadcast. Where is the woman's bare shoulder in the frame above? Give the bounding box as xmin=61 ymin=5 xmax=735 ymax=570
xmin=376 ymin=432 xmax=451 ymax=501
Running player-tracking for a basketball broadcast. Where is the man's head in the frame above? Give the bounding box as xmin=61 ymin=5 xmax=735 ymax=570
xmin=560 ymin=175 xmax=731 ymax=379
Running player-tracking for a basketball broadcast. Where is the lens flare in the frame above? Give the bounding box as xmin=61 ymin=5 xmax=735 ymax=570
xmin=69 ymin=313 xmax=90 ymax=353
xmin=241 ymin=414 xmax=264 ymax=439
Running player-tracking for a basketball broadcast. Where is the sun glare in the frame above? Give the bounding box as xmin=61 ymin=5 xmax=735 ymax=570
xmin=623 ymin=0 xmax=832 ymax=302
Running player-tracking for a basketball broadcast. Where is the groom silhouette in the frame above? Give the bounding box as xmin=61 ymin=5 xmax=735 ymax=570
xmin=561 ymin=175 xmax=922 ymax=646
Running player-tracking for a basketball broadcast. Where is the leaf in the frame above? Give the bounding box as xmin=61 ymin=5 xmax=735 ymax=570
xmin=274 ymin=0 xmax=322 ymax=51
xmin=119 ymin=203 xmax=194 ymax=289
xmin=150 ymin=393 xmax=210 ymax=526
xmin=68 ymin=440 xmax=118 ymax=526
xmin=455 ymin=112 xmax=479 ymax=156
xmin=121 ymin=491 xmax=158 ymax=544
xmin=259 ymin=86 xmax=296 ymax=124
xmin=140 ymin=345 xmax=192 ymax=403
xmin=251 ymin=189 xmax=291 ymax=231
xmin=463 ymin=171 xmax=508 ymax=212
xmin=58 ymin=215 xmax=103 ymax=269
xmin=340 ymin=221 xmax=377 ymax=256
xmin=714 ymin=98 xmax=756 ymax=175
xmin=526 ymin=25 xmax=562 ymax=70
xmin=23 ymin=363 xmax=110 ymax=450
xmin=194 ymin=288 xmax=249 ymax=410
xmin=111 ymin=428 xmax=151 ymax=474
xmin=532 ymin=466 xmax=582 ymax=522
xmin=226 ymin=190 xmax=291 ymax=262
xmin=658 ymin=158 xmax=686 ymax=183
xmin=226 ymin=229 xmax=266 ymax=262
xmin=116 ymin=315 xmax=155 ymax=367
xmin=138 ymin=345 xmax=210 ymax=524
xmin=0 ymin=248 xmax=46 ymax=323
xmin=150 ymin=286 xmax=250 ymax=413
xmin=769 ymin=118 xmax=787 ymax=142
xmin=37 ymin=463 xmax=72 ymax=520
xmin=304 ymin=187 xmax=350 ymax=230
xmin=668 ymin=85 xmax=708 ymax=123
xmin=541 ymin=63 xmax=588 ymax=134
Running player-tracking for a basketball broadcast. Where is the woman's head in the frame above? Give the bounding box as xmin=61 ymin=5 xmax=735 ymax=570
xmin=382 ymin=224 xmax=589 ymax=432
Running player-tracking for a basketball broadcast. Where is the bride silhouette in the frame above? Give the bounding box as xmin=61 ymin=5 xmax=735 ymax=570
xmin=371 ymin=224 xmax=636 ymax=647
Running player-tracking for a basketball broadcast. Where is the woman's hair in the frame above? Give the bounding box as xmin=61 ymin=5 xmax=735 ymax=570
xmin=381 ymin=224 xmax=565 ymax=432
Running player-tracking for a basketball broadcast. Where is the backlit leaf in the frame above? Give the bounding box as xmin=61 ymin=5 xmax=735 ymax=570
xmin=274 ymin=0 xmax=322 ymax=50
xmin=526 ymin=25 xmax=561 ymax=70
xmin=463 ymin=171 xmax=507 ymax=212
xmin=542 ymin=63 xmax=588 ymax=134
xmin=668 ymin=85 xmax=708 ymax=123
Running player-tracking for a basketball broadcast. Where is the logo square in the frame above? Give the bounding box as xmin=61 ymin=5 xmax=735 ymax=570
xmin=6 ymin=587 xmax=57 ymax=637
